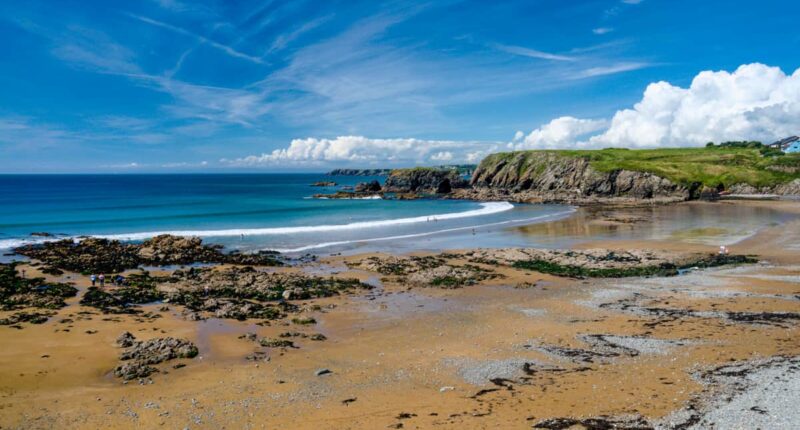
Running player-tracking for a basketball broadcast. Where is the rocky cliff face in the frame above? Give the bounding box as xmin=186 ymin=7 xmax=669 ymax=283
xmin=727 ymin=178 xmax=800 ymax=195
xmin=469 ymin=152 xmax=690 ymax=202
xmin=383 ymin=168 xmax=469 ymax=194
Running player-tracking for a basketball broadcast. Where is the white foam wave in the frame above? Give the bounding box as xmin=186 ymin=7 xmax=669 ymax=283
xmin=267 ymin=208 xmax=576 ymax=253
xmin=89 ymin=202 xmax=515 ymax=241
xmin=0 ymin=237 xmax=67 ymax=251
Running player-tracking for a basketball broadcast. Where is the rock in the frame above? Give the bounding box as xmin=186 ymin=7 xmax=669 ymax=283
xmin=315 ymin=368 xmax=332 ymax=376
xmin=439 ymin=386 xmax=455 ymax=392
xmin=30 ymin=232 xmax=54 ymax=237
xmin=291 ymin=316 xmax=316 ymax=325
xmin=0 ymin=263 xmax=77 ymax=315
xmin=310 ymin=181 xmax=337 ymax=186
xmin=354 ymin=180 xmax=382 ymax=193
xmin=114 ymin=361 xmax=157 ymax=380
xmin=259 ymin=338 xmax=295 ymax=348
xmin=113 ymin=333 xmax=198 ymax=380
xmin=14 ymin=235 xmax=282 ymax=274
xmin=162 ymin=266 xmax=371 ymax=320
xmin=116 ymin=331 xmax=136 ymax=348
xmin=698 ymin=185 xmax=721 ymax=201
xmin=383 ymin=168 xmax=468 ymax=194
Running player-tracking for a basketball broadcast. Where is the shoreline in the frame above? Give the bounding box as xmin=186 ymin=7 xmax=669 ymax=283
xmin=1 ymin=200 xmax=799 ymax=429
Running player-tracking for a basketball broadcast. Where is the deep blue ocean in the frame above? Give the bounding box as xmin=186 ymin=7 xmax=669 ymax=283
xmin=0 ymin=174 xmax=573 ymax=255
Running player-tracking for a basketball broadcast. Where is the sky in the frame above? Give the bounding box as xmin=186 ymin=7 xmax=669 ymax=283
xmin=1 ymin=0 xmax=799 ymax=173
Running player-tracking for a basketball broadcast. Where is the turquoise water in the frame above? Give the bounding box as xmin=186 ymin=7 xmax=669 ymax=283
xmin=0 ymin=174 xmax=573 ymax=254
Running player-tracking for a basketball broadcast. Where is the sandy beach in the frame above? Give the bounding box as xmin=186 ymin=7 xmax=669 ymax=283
xmin=1 ymin=201 xmax=799 ymax=429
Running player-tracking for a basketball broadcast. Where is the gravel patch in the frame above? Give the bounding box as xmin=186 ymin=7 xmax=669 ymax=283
xmin=443 ymin=357 xmax=546 ymax=386
xmin=583 ymin=334 xmax=696 ymax=356
xmin=657 ymin=356 xmax=800 ymax=430
xmin=512 ymin=307 xmax=547 ymax=317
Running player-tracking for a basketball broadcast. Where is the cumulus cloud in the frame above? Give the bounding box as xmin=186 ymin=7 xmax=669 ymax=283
xmin=222 ymin=136 xmax=500 ymax=167
xmin=510 ymin=117 xmax=607 ymax=150
xmin=513 ymin=63 xmax=800 ymax=149
xmin=590 ymin=63 xmax=800 ymax=147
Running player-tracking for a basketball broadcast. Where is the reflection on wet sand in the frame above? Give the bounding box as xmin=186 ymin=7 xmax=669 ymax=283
xmin=511 ymin=201 xmax=796 ymax=245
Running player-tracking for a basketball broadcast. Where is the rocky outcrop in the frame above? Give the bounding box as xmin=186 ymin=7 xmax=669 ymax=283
xmin=728 ymin=178 xmax=800 ymax=195
xmin=326 ymin=168 xmax=392 ymax=176
xmin=14 ymin=234 xmax=282 ymax=273
xmin=114 ymin=332 xmax=198 ymax=380
xmin=355 ymin=180 xmax=382 ymax=193
xmin=1 ymin=263 xmax=77 ymax=312
xmin=383 ymin=168 xmax=469 ymax=194
xmin=469 ymin=152 xmax=690 ymax=203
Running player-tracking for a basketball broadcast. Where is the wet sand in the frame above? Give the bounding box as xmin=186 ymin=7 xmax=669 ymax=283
xmin=1 ymin=201 xmax=799 ymax=429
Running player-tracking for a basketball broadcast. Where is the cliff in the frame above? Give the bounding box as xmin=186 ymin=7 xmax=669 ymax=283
xmin=469 ymin=151 xmax=688 ymax=203
xmin=383 ymin=167 xmax=469 ymax=194
xmin=467 ymin=148 xmax=800 ymax=203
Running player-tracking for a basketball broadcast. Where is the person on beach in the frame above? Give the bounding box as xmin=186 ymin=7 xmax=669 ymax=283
xmin=99 ymin=274 xmax=105 ymax=287
xmin=115 ymin=275 xmax=124 ymax=286
xmin=90 ymin=274 xmax=96 ymax=286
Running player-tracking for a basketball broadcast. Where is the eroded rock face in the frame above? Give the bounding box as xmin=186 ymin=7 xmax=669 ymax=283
xmin=383 ymin=168 xmax=469 ymax=194
xmin=470 ymin=152 xmax=690 ymax=202
xmin=729 ymin=178 xmax=800 ymax=195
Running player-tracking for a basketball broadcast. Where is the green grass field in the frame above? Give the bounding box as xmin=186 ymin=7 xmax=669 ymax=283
xmin=494 ymin=146 xmax=800 ymax=188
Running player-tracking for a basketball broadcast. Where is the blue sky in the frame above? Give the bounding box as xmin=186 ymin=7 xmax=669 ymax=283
xmin=1 ymin=0 xmax=799 ymax=172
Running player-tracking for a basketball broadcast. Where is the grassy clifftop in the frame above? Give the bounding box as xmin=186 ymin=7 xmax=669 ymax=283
xmin=481 ymin=147 xmax=800 ymax=188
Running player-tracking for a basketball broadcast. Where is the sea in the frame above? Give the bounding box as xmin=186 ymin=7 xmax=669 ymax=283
xmin=1 ymin=174 xmax=795 ymax=258
xmin=0 ymin=174 xmax=574 ymax=256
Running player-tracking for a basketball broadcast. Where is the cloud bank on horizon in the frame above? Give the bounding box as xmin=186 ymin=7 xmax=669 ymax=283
xmin=228 ymin=63 xmax=800 ymax=167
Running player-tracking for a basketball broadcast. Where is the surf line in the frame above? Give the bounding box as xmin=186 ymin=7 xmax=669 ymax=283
xmin=267 ymin=208 xmax=577 ymax=253
xmin=91 ymin=202 xmax=515 ymax=241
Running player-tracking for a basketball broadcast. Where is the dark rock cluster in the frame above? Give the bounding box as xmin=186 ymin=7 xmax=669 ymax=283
xmin=382 ymin=168 xmax=469 ymax=194
xmin=113 ymin=332 xmax=198 ymax=380
xmin=14 ymin=234 xmax=282 ymax=274
xmin=0 ymin=263 xmax=77 ymax=325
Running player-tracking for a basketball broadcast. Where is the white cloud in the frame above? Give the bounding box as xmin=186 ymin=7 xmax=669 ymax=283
xmin=492 ymin=43 xmax=576 ymax=62
xmin=431 ymin=151 xmax=454 ymax=162
xmin=510 ymin=117 xmax=607 ymax=150
xmin=509 ymin=63 xmax=800 ymax=150
xmin=592 ymin=27 xmax=614 ymax=35
xmin=221 ymin=136 xmax=499 ymax=167
xmin=590 ymin=63 xmax=800 ymax=147
xmin=570 ymin=62 xmax=651 ymax=79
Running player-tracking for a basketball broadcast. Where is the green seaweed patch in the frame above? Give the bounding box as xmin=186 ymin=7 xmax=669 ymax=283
xmin=259 ymin=338 xmax=295 ymax=348
xmin=291 ymin=316 xmax=317 ymax=325
xmin=0 ymin=310 xmax=56 ymax=326
xmin=0 ymin=262 xmax=78 ymax=312
xmin=512 ymin=254 xmax=756 ymax=279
